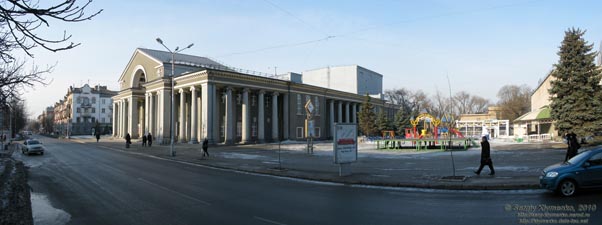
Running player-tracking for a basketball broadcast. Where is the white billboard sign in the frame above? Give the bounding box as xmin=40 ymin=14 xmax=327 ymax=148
xmin=334 ymin=123 xmax=358 ymax=164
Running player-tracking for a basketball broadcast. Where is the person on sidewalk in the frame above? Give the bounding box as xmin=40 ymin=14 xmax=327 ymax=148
xmin=142 ymin=134 xmax=147 ymax=147
xmin=565 ymin=132 xmax=580 ymax=161
xmin=125 ymin=133 xmax=131 ymax=148
xmin=96 ymin=132 xmax=101 ymax=143
xmin=474 ymin=136 xmax=495 ymax=175
xmin=147 ymin=133 xmax=153 ymax=147
xmin=202 ymin=138 xmax=209 ymax=157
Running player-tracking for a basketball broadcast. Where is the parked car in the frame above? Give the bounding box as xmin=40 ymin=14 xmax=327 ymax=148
xmin=21 ymin=139 xmax=45 ymax=155
xmin=540 ymin=147 xmax=602 ymax=196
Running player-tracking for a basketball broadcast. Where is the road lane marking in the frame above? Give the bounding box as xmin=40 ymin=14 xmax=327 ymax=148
xmin=254 ymin=216 xmax=287 ymax=225
xmin=137 ymin=178 xmax=211 ymax=206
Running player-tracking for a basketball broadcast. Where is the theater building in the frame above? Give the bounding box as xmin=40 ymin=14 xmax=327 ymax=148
xmin=112 ymin=48 xmax=393 ymax=145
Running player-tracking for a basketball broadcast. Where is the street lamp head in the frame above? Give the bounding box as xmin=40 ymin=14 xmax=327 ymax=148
xmin=174 ymin=46 xmax=179 ymax=52
xmin=155 ymin=38 xmax=163 ymax=44
xmin=186 ymin=43 xmax=194 ymax=49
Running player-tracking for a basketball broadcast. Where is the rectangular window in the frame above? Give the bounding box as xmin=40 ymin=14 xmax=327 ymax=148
xmin=77 ymin=117 xmax=81 ymax=123
xmin=251 ymin=95 xmax=256 ymax=107
xmin=102 ymin=99 xmax=106 ymax=104
xmin=91 ymin=117 xmax=95 ymax=123
xmin=305 ymin=95 xmax=311 ymax=115
xmin=297 ymin=94 xmax=302 ymax=115
xmin=296 ymin=127 xmax=304 ymax=139
xmin=314 ymin=96 xmax=320 ymax=116
xmin=252 ymin=117 xmax=257 ymax=137
xmin=92 ymin=108 xmax=95 ymax=113
xmin=92 ymin=97 xmax=96 ymax=104
xmin=77 ymin=108 xmax=81 ymax=113
xmin=314 ymin=127 xmax=321 ymax=138
xmin=101 ymin=118 xmax=105 ymax=123
xmin=102 ymin=108 xmax=105 ymax=113
xmin=265 ymin=96 xmax=270 ymax=108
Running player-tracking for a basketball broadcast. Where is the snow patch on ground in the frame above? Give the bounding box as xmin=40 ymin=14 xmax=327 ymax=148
xmin=31 ymin=193 xmax=70 ymax=225
xmin=219 ymin=152 xmax=267 ymax=160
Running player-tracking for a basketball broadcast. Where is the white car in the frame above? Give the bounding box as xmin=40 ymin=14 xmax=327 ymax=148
xmin=21 ymin=139 xmax=44 ymax=155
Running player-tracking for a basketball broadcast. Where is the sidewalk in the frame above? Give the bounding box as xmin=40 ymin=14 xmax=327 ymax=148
xmin=72 ymin=136 xmax=568 ymax=190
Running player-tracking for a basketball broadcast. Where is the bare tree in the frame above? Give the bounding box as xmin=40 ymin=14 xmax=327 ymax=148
xmin=0 ymin=0 xmax=102 ymax=62
xmin=453 ymin=91 xmax=471 ymax=115
xmin=431 ymin=90 xmax=451 ymax=118
xmin=0 ymin=0 xmax=100 ymax=110
xmin=469 ymin=95 xmax=490 ymax=113
xmin=497 ymin=84 xmax=532 ymax=121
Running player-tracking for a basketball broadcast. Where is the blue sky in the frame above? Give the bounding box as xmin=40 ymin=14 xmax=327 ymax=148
xmin=22 ymin=0 xmax=602 ymax=117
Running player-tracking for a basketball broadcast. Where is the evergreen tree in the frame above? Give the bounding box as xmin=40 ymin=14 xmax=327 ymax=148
xmin=376 ymin=110 xmax=390 ymax=132
xmin=394 ymin=106 xmax=413 ymax=136
xmin=549 ymin=28 xmax=602 ymax=137
xmin=358 ymin=94 xmax=378 ymax=136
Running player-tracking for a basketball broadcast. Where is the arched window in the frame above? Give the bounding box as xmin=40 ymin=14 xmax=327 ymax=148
xmin=138 ymin=73 xmax=146 ymax=88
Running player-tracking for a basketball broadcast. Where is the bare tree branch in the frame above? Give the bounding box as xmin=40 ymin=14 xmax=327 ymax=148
xmin=0 ymin=0 xmax=102 ymax=62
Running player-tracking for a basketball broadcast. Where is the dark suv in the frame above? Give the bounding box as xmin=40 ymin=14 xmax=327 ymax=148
xmin=540 ymin=147 xmax=602 ymax=196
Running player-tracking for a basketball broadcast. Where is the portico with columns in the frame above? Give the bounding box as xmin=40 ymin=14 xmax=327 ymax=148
xmin=113 ymin=48 xmax=391 ymax=145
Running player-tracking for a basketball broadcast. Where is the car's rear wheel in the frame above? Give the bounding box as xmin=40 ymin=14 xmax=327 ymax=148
xmin=558 ymin=179 xmax=577 ymax=197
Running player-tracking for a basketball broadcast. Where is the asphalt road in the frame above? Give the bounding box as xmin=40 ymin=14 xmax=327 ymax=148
xmin=16 ymin=136 xmax=602 ymax=225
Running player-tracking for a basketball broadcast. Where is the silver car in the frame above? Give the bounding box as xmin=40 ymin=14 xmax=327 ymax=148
xmin=21 ymin=139 xmax=44 ymax=155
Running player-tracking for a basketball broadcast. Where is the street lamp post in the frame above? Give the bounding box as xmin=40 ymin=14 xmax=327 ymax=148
xmin=156 ymin=38 xmax=194 ymax=157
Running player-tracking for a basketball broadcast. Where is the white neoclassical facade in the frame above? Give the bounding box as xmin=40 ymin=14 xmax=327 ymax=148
xmin=112 ymin=48 xmax=394 ymax=145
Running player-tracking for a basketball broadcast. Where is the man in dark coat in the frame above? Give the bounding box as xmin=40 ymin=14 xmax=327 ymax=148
xmin=125 ymin=133 xmax=131 ymax=148
xmin=147 ymin=133 xmax=153 ymax=147
xmin=96 ymin=132 xmax=100 ymax=143
xmin=565 ymin=132 xmax=580 ymax=161
xmin=475 ymin=136 xmax=495 ymax=175
xmin=142 ymin=134 xmax=147 ymax=147
xmin=202 ymin=138 xmax=209 ymax=157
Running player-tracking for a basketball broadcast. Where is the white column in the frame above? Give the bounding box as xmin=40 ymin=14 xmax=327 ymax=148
xmin=345 ymin=102 xmax=350 ymax=123
xmin=160 ymin=89 xmax=171 ymax=144
xmin=329 ymin=100 xmax=334 ymax=137
xmin=211 ymin=86 xmax=219 ymax=144
xmin=189 ymin=86 xmax=199 ymax=143
xmin=179 ymin=89 xmax=186 ymax=143
xmin=283 ymin=93 xmax=289 ymax=140
xmin=197 ymin=93 xmax=202 ymax=142
xmin=128 ymin=97 xmax=139 ymax=138
xmin=201 ymin=83 xmax=215 ymax=144
xmin=352 ymin=103 xmax=357 ymax=124
xmin=148 ymin=93 xmax=154 ymax=137
xmin=258 ymin=90 xmax=265 ymax=142
xmin=112 ymin=102 xmax=117 ymax=136
xmin=116 ymin=101 xmax=121 ymax=137
xmin=337 ymin=101 xmax=343 ymax=123
xmin=224 ymin=87 xmax=234 ymax=144
xmin=185 ymin=92 xmax=191 ymax=142
xmin=241 ymin=88 xmax=250 ymax=143
xmin=120 ymin=100 xmax=125 ymax=137
xmin=144 ymin=93 xmax=149 ymax=135
xmin=272 ymin=92 xmax=279 ymax=141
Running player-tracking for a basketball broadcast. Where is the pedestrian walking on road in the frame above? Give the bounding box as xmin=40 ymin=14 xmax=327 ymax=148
xmin=147 ymin=133 xmax=153 ymax=147
xmin=565 ymin=132 xmax=580 ymax=161
xmin=142 ymin=134 xmax=147 ymax=147
xmin=474 ymin=136 xmax=495 ymax=175
xmin=125 ymin=133 xmax=131 ymax=148
xmin=96 ymin=133 xmax=101 ymax=143
xmin=202 ymin=138 xmax=209 ymax=157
